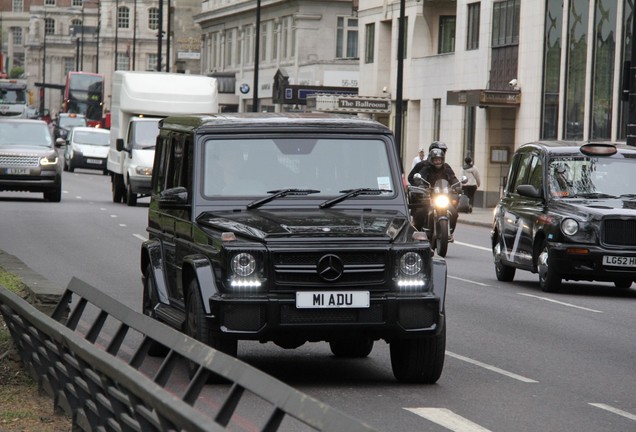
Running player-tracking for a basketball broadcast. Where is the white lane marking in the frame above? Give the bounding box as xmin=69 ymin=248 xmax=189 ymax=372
xmin=518 ymin=293 xmax=603 ymax=313
xmin=589 ymin=403 xmax=636 ymax=422
xmin=454 ymin=241 xmax=491 ymax=252
xmin=119 ymin=223 xmax=127 ymax=227
xmin=110 ymin=214 xmax=118 ymax=218
xmin=405 ymin=408 xmax=492 ymax=432
xmin=448 ymin=275 xmax=491 ymax=287
xmin=75 ymin=195 xmax=82 ymax=199
xmin=446 ymin=351 xmax=539 ymax=383
xmin=133 ymin=234 xmax=147 ymax=241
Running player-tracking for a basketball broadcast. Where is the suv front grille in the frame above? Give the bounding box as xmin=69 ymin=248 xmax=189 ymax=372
xmin=0 ymin=154 xmax=40 ymax=167
xmin=272 ymin=250 xmax=388 ymax=288
xmin=602 ymin=218 xmax=636 ymax=246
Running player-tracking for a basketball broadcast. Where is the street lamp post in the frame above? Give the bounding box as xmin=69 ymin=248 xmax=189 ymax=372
xmin=252 ymin=0 xmax=261 ymax=112
xmin=81 ymin=4 xmax=85 ymax=70
xmin=157 ymin=0 xmax=163 ymax=71
xmin=40 ymin=15 xmax=47 ymax=114
xmin=394 ymin=0 xmax=406 ymax=160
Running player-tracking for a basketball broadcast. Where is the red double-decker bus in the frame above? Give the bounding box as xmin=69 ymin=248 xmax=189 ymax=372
xmin=63 ymin=71 xmax=105 ymax=127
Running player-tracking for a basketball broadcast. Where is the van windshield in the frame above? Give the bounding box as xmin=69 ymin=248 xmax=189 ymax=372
xmin=202 ymin=137 xmax=394 ymax=197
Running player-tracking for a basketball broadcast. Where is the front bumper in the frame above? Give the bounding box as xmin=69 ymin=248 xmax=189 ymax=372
xmin=209 ymin=294 xmax=443 ymax=341
xmin=128 ymin=176 xmax=152 ymax=195
xmin=71 ymin=154 xmax=107 ymax=170
xmin=549 ymin=242 xmax=636 ymax=282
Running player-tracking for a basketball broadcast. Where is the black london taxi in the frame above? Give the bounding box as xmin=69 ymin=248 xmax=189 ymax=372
xmin=492 ymin=141 xmax=636 ymax=292
xmin=140 ymin=113 xmax=447 ymax=383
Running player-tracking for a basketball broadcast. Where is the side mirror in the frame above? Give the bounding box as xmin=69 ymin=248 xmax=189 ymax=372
xmin=116 ymin=138 xmax=125 ymax=152
xmin=55 ymin=138 xmax=66 ymax=148
xmin=517 ymin=184 xmax=542 ymax=199
xmin=158 ymin=187 xmax=190 ymax=209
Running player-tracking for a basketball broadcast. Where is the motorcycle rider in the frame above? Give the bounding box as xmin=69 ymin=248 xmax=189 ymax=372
xmin=414 ymin=147 xmax=460 ymax=241
xmin=407 ymin=141 xmax=449 ymax=185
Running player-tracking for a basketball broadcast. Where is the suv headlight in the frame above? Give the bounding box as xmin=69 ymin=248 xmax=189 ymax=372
xmin=394 ymin=250 xmax=429 ymax=291
xmin=227 ymin=251 xmax=264 ymax=290
xmin=39 ymin=155 xmax=59 ymax=166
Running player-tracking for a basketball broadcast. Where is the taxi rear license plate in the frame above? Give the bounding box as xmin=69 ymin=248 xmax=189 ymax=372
xmin=602 ymin=256 xmax=636 ymax=267
xmin=296 ymin=291 xmax=369 ymax=309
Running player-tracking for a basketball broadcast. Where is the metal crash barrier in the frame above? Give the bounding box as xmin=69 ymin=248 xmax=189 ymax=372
xmin=0 ymin=277 xmax=379 ymax=432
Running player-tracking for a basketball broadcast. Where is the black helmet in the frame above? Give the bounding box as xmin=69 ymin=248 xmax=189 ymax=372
xmin=429 ymin=148 xmax=445 ymax=170
xmin=429 ymin=141 xmax=448 ymax=153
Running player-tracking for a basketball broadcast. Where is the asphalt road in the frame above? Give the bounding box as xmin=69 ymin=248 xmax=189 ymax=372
xmin=1 ymin=167 xmax=636 ymax=432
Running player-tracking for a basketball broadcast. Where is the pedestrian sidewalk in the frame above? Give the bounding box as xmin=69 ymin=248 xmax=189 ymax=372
xmin=457 ymin=206 xmax=495 ymax=228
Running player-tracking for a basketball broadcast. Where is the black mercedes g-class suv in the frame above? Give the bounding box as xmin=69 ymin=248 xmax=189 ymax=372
xmin=141 ymin=113 xmax=447 ymax=383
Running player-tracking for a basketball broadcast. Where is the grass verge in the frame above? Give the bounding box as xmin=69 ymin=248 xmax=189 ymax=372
xmin=0 ymin=267 xmax=72 ymax=431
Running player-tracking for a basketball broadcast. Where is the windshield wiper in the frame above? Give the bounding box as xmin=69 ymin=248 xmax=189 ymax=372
xmin=618 ymin=194 xmax=636 ymax=199
xmin=576 ymin=192 xmax=617 ymax=199
xmin=247 ymin=188 xmax=320 ymax=209
xmin=319 ymin=188 xmax=392 ymax=209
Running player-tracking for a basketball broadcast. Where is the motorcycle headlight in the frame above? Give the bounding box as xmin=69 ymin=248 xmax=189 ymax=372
xmin=433 ymin=195 xmax=450 ymax=208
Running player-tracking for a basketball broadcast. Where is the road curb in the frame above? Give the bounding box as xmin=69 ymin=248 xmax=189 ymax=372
xmin=0 ymin=250 xmax=63 ymax=316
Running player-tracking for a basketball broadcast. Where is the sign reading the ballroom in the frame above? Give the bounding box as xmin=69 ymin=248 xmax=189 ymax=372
xmin=338 ymin=98 xmax=390 ymax=111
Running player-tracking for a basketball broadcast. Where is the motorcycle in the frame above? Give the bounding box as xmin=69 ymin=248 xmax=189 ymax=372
xmin=409 ymin=174 xmax=466 ymax=257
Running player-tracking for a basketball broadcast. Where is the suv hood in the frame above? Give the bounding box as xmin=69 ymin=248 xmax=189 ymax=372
xmin=552 ymin=198 xmax=636 ymax=218
xmin=197 ymin=208 xmax=408 ymax=241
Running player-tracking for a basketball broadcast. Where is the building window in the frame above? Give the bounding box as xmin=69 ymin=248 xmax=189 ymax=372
xmin=281 ymin=16 xmax=294 ymax=60
xmin=148 ymin=53 xmax=158 ymax=71
xmin=590 ymin=0 xmax=617 ymax=140
xmin=365 ymin=23 xmax=375 ymax=63
xmin=336 ymin=16 xmax=358 ymax=58
xmin=71 ymin=18 xmax=82 ymax=35
xmin=116 ymin=52 xmax=130 ymax=71
xmin=432 ymin=98 xmax=441 ymax=142
xmin=260 ymin=21 xmax=268 ymax=62
xmin=118 ymin=6 xmax=130 ymax=29
xmin=438 ymin=16 xmax=456 ymax=54
xmin=12 ymin=0 xmax=23 ymax=13
xmin=225 ymin=28 xmax=235 ymax=66
xmin=13 ymin=52 xmax=24 ymax=68
xmin=45 ymin=0 xmax=55 ymax=5
xmin=619 ymin=0 xmax=634 ymax=140
xmin=466 ymin=2 xmax=480 ymax=50
xmin=44 ymin=18 xmax=55 ymax=36
xmin=11 ymin=27 xmax=23 ymax=46
xmin=149 ymin=8 xmax=159 ymax=30
xmin=492 ymin=0 xmax=520 ymax=47
xmin=244 ymin=25 xmax=254 ymax=65
xmin=72 ymin=0 xmax=82 ymax=6
xmin=210 ymin=32 xmax=220 ymax=70
xmin=564 ymin=0 xmax=589 ymax=140
xmin=541 ymin=0 xmax=563 ymax=140
xmin=63 ymin=57 xmax=74 ymax=75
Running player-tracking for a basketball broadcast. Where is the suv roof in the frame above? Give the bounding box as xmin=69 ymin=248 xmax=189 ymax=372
xmin=518 ymin=140 xmax=636 ymax=156
xmin=160 ymin=112 xmax=392 ymax=133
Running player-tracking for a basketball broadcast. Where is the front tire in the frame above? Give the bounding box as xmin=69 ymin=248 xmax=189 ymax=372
xmin=112 ymin=174 xmax=125 ymax=203
xmin=614 ymin=279 xmax=632 ymax=289
xmin=390 ymin=322 xmax=446 ymax=384
xmin=493 ymin=234 xmax=515 ymax=281
xmin=185 ymin=279 xmax=237 ymax=378
xmin=126 ymin=181 xmax=138 ymax=206
xmin=538 ymin=242 xmax=561 ymax=292
xmin=329 ymin=338 xmax=374 ymax=358
xmin=435 ymin=219 xmax=449 ymax=257
xmin=142 ymin=264 xmax=169 ymax=356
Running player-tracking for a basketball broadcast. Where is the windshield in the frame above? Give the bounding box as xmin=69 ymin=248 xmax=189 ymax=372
xmin=0 ymin=88 xmax=26 ymax=104
xmin=548 ymin=155 xmax=636 ymax=198
xmin=60 ymin=116 xmax=87 ymax=128
xmin=73 ymin=130 xmax=109 ymax=146
xmin=202 ymin=137 xmax=394 ymax=198
xmin=0 ymin=122 xmax=53 ymax=147
xmin=130 ymin=120 xmax=159 ymax=149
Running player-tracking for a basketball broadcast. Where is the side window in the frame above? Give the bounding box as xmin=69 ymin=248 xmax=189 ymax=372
xmin=153 ymin=133 xmax=170 ymax=194
xmin=510 ymin=153 xmax=532 ymax=193
xmin=165 ymin=135 xmax=183 ymax=190
xmin=527 ymin=156 xmax=543 ymax=190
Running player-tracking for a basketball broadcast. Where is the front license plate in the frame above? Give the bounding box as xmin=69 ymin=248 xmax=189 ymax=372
xmin=296 ymin=291 xmax=370 ymax=309
xmin=602 ymin=255 xmax=636 ymax=267
xmin=5 ymin=168 xmax=29 ymax=175
xmin=86 ymin=159 xmax=102 ymax=164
